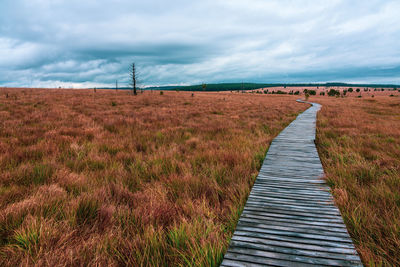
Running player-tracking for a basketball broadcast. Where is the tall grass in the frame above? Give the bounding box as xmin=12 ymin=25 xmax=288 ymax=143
xmin=316 ymin=96 xmax=400 ymax=266
xmin=0 ymin=88 xmax=306 ymax=266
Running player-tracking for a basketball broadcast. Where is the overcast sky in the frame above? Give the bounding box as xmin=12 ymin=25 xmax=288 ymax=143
xmin=1 ymin=0 xmax=400 ymax=88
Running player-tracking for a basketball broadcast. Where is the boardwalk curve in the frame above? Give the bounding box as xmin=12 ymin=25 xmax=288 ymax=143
xmin=221 ymin=101 xmax=362 ymax=267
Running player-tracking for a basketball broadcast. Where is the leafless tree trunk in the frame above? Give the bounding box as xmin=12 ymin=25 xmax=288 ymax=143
xmin=130 ymin=63 xmax=137 ymax=95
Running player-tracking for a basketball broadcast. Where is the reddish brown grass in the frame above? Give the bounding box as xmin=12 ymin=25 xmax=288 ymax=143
xmin=0 ymin=88 xmax=306 ymax=266
xmin=315 ymin=95 xmax=400 ymax=266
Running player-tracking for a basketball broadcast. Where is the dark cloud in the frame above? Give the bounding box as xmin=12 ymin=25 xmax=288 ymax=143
xmin=1 ymin=0 xmax=400 ymax=87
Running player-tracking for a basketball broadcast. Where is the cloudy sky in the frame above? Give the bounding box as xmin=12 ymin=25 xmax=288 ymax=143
xmin=1 ymin=0 xmax=400 ymax=88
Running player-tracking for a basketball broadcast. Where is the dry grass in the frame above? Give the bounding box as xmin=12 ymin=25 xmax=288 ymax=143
xmin=315 ymin=95 xmax=400 ymax=266
xmin=0 ymin=88 xmax=306 ymax=266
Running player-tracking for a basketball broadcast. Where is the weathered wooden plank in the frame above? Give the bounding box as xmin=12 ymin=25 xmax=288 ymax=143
xmin=244 ymin=201 xmax=341 ymax=216
xmin=231 ymin=235 xmax=358 ymax=255
xmin=246 ymin=196 xmax=337 ymax=209
xmin=243 ymin=206 xmax=342 ymax=220
xmin=228 ymin=246 xmax=360 ymax=266
xmin=248 ymin=191 xmax=333 ymax=202
xmin=220 ymin=258 xmax=269 ymax=267
xmin=252 ymin=182 xmax=330 ymax=192
xmin=237 ymin=220 xmax=351 ymax=238
xmin=233 ymin=230 xmax=356 ymax=249
xmin=221 ymin=102 xmax=362 ymax=267
xmin=241 ymin=213 xmax=348 ymax=229
xmin=250 ymin=185 xmax=331 ymax=195
xmin=244 ymin=202 xmax=341 ymax=216
xmin=238 ymin=215 xmax=348 ymax=233
xmin=223 ymin=252 xmax=311 ymax=267
xmin=241 ymin=208 xmax=344 ymax=223
xmin=230 ymin=239 xmax=361 ymax=262
xmin=235 ymin=225 xmax=354 ymax=244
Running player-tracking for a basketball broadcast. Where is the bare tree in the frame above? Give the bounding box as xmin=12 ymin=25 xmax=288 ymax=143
xmin=130 ymin=63 xmax=137 ymax=95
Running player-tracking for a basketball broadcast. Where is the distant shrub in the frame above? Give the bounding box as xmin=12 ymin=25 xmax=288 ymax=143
xmin=160 ymin=91 xmax=164 ymax=95
xmin=356 ymin=88 xmax=360 ymax=93
xmin=390 ymin=94 xmax=394 ymax=97
xmin=348 ymin=88 xmax=353 ymax=92
xmin=294 ymin=91 xmax=300 ymax=95
xmin=111 ymin=101 xmax=117 ymax=106
xmin=308 ymin=90 xmax=316 ymax=95
xmin=327 ymin=89 xmax=340 ymax=97
xmin=320 ymin=92 xmax=325 ymax=96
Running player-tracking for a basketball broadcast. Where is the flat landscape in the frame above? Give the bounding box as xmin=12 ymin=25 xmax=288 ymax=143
xmin=1 ymin=88 xmax=399 ymax=266
xmin=2 ymin=1 xmax=400 ymax=266
xmin=0 ymin=89 xmax=307 ymax=266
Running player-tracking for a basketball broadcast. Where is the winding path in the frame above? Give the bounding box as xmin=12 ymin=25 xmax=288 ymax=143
xmin=221 ymin=101 xmax=362 ymax=266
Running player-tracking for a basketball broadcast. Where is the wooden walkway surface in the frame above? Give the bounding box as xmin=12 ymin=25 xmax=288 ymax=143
xmin=221 ymin=101 xmax=362 ymax=266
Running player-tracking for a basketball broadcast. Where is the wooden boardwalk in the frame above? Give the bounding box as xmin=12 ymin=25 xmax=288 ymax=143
xmin=221 ymin=102 xmax=362 ymax=267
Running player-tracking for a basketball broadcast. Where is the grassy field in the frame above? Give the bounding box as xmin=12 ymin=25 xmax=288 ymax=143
xmin=0 ymin=89 xmax=307 ymax=266
xmin=315 ymin=96 xmax=400 ymax=266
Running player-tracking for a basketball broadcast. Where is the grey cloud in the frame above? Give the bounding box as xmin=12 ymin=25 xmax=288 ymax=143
xmin=1 ymin=0 xmax=400 ymax=87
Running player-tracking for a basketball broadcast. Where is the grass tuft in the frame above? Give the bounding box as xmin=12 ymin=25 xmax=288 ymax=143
xmin=75 ymin=197 xmax=99 ymax=226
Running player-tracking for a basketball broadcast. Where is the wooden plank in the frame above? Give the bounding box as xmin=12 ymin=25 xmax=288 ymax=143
xmin=241 ymin=208 xmax=344 ymax=223
xmin=228 ymin=246 xmax=360 ymax=266
xmin=243 ymin=206 xmax=342 ymax=220
xmin=245 ymin=196 xmax=337 ymax=209
xmin=236 ymin=221 xmax=351 ymax=239
xmin=244 ymin=200 xmax=342 ymax=214
xmin=234 ymin=226 xmax=354 ymax=244
xmin=221 ymin=102 xmax=362 ymax=267
xmin=223 ymin=252 xmax=310 ymax=267
xmin=238 ymin=218 xmax=349 ymax=235
xmin=248 ymin=191 xmax=333 ymax=202
xmin=221 ymin=258 xmax=274 ymax=267
xmin=244 ymin=202 xmax=341 ymax=216
xmin=230 ymin=239 xmax=361 ymax=262
xmin=231 ymin=235 xmax=358 ymax=255
xmin=250 ymin=185 xmax=331 ymax=195
xmin=241 ymin=213 xmax=348 ymax=229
